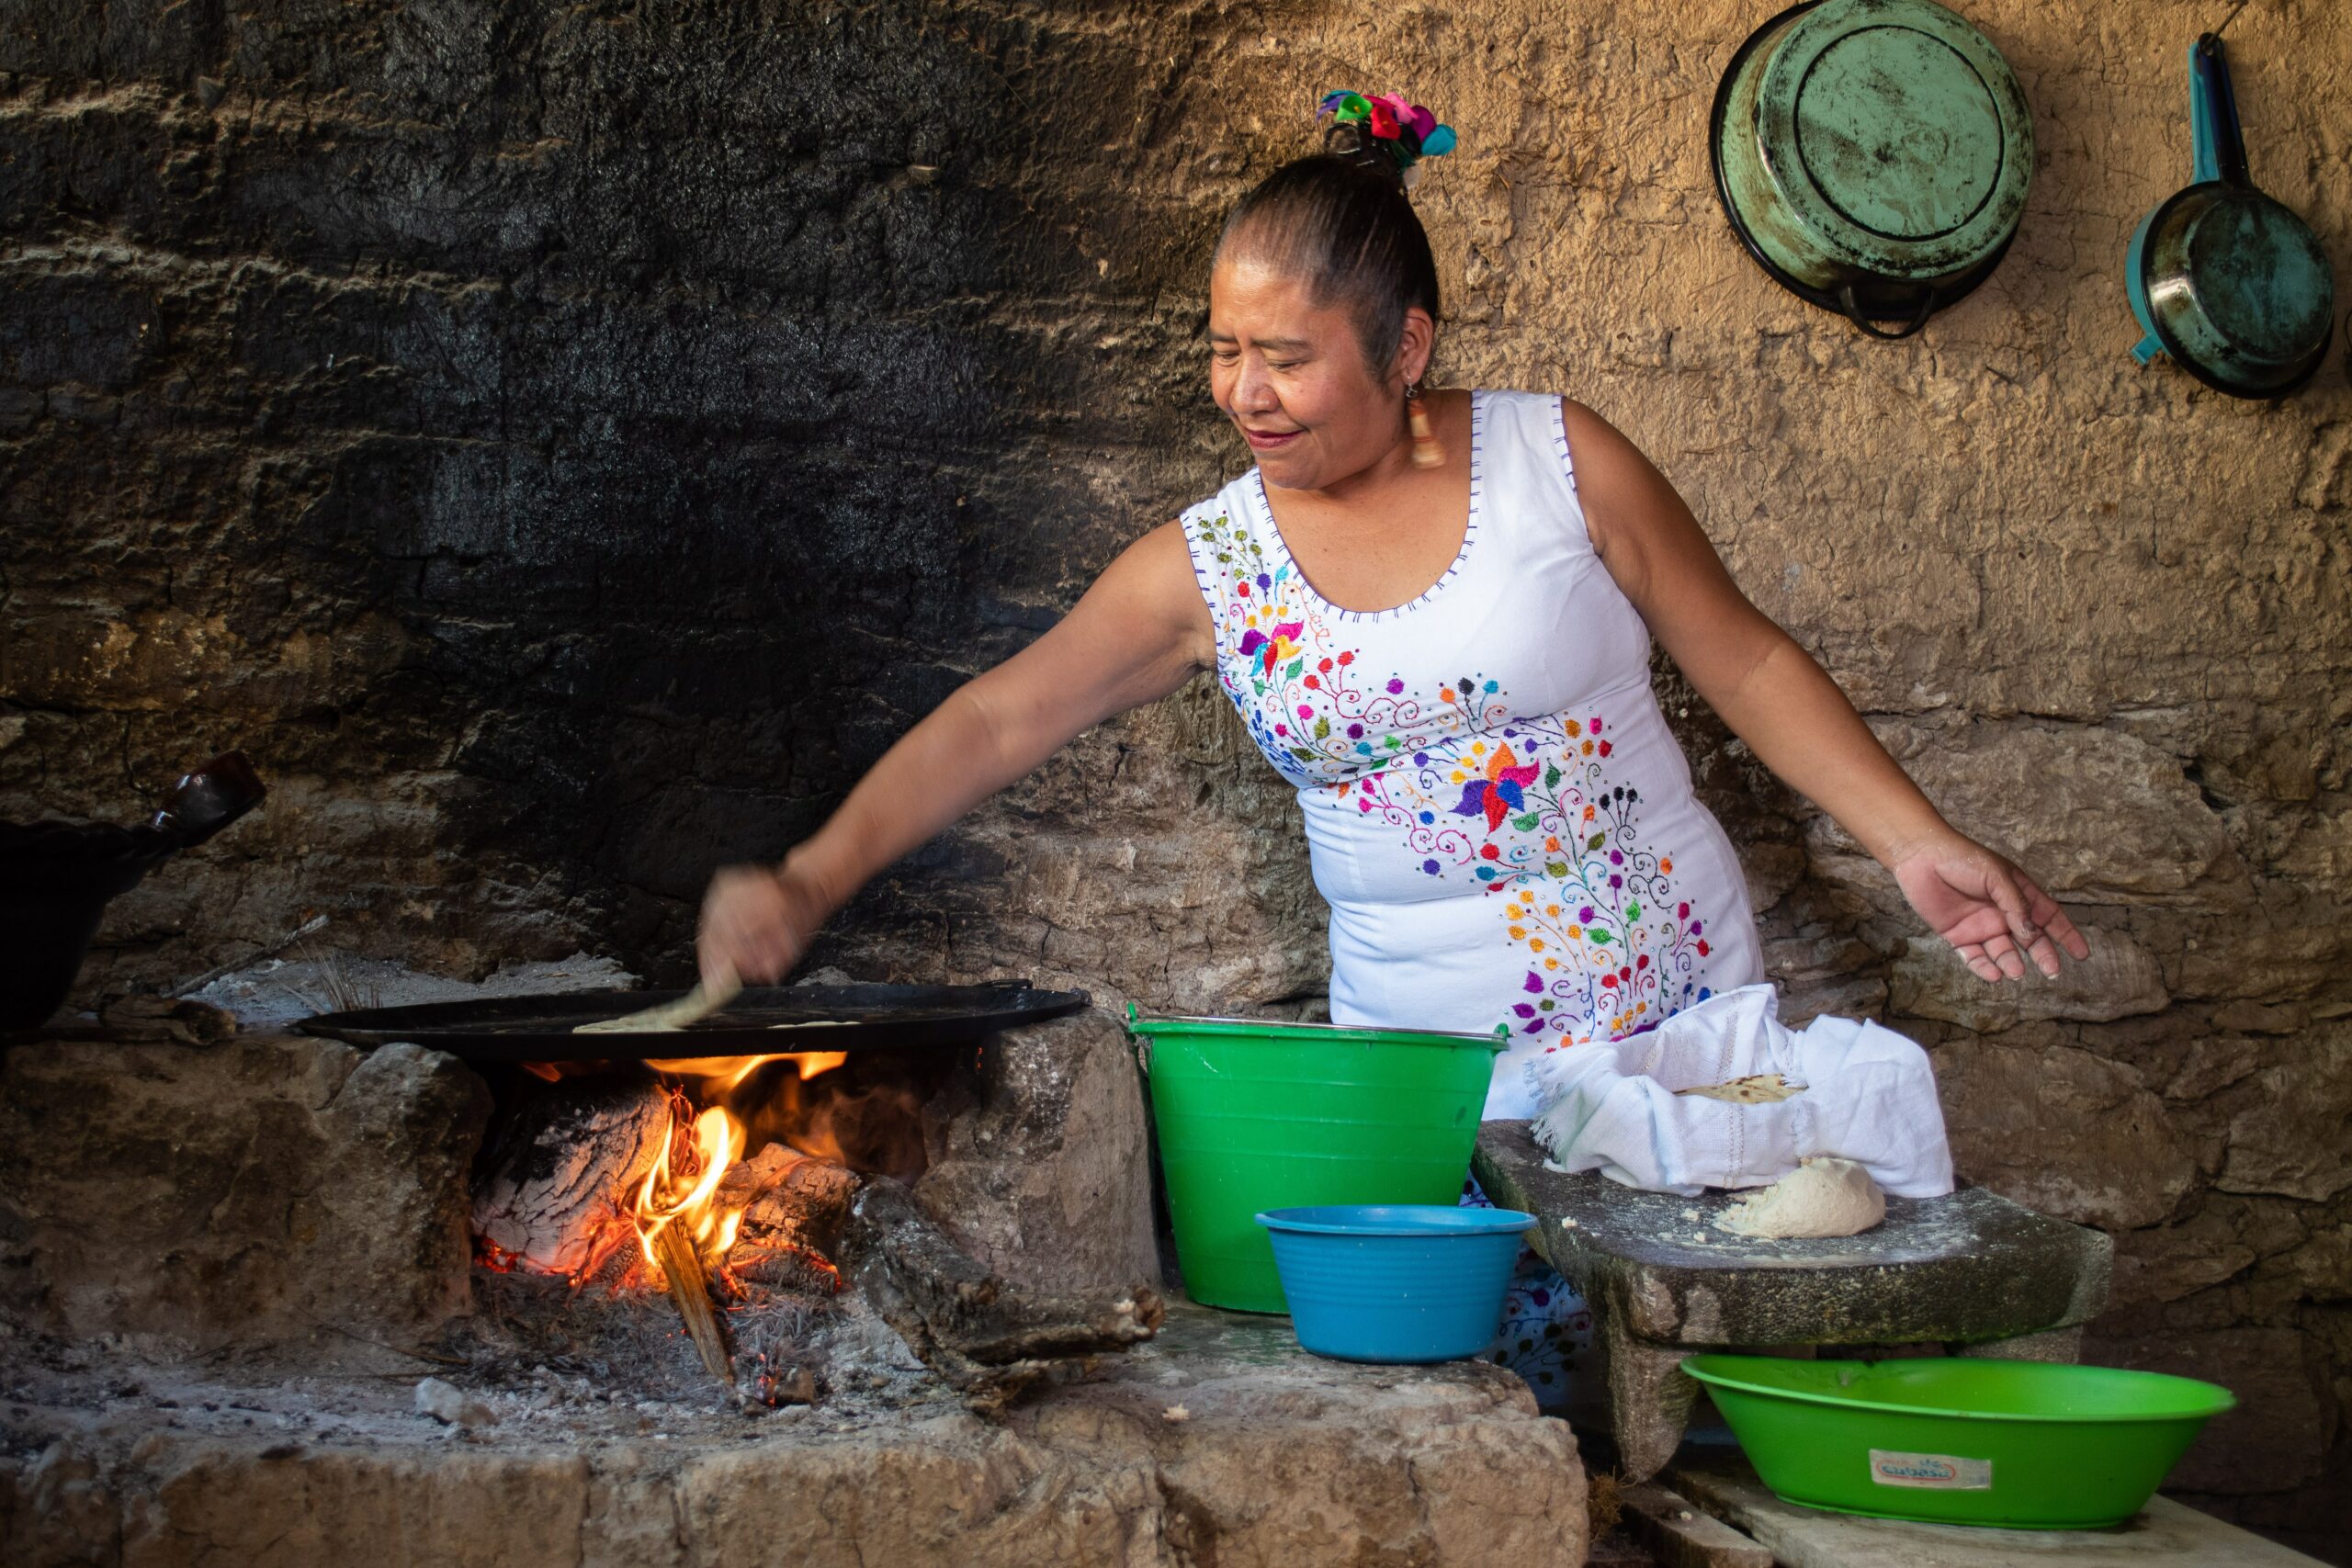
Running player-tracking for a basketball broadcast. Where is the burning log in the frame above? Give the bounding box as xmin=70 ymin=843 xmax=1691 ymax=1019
xmin=842 ymin=1178 xmax=1164 ymax=1413
xmin=725 ymin=1143 xmax=859 ymax=1295
xmin=471 ymin=1076 xmax=670 ymax=1280
xmin=632 ymin=1091 xmax=751 ymax=1387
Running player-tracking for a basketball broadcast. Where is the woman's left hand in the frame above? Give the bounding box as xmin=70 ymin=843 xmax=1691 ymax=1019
xmin=1889 ymin=829 xmax=2091 ymax=982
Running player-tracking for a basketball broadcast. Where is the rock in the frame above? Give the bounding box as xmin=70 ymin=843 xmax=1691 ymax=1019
xmin=914 ymin=1009 xmax=1159 ymax=1296
xmin=2109 ymin=1197 xmax=2305 ymax=1308
xmin=1616 ymin=1482 xmax=1772 ymax=1568
xmin=1815 ymin=721 xmax=2245 ymax=909
xmin=413 ymin=1377 xmax=497 ymax=1428
xmin=2165 ymin=886 xmax=2352 ymax=1004
xmin=0 ymin=1308 xmax=1586 ymax=1567
xmin=1759 ymin=930 xmax=1887 ymax=1027
xmin=1931 ymin=1032 xmax=2198 ymax=1229
xmin=0 ymin=1441 xmax=114 ymax=1568
xmin=2264 ymin=1224 xmax=2352 ymax=1303
xmin=0 ymin=1034 xmax=490 ymax=1357
xmin=1888 ymin=925 xmax=2169 ymax=1031
xmin=2086 ymin=1327 xmax=2327 ymax=1495
xmin=2165 ymin=1033 xmax=2269 ymax=1100
xmin=2215 ymin=1027 xmax=2352 ymax=1201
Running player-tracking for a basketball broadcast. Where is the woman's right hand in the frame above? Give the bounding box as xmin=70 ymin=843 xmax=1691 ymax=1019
xmin=696 ymin=854 xmax=833 ymax=990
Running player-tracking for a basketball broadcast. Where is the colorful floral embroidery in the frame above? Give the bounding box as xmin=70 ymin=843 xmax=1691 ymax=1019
xmin=1189 ymin=507 xmax=1502 ymax=784
xmin=1349 ymin=714 xmax=1711 ymax=1043
xmin=1183 ymin=494 xmax=1715 ymax=1051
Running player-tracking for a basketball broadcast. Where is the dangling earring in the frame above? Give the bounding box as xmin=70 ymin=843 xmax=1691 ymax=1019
xmin=1406 ymin=380 xmax=1444 ymax=469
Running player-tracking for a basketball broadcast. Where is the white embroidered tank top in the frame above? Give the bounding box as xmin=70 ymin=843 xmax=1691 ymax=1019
xmin=1179 ymin=389 xmax=1763 ymax=1116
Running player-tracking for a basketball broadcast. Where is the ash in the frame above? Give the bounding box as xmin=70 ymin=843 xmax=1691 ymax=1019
xmin=0 ymin=1267 xmax=956 ymax=1467
xmin=461 ymin=1229 xmax=937 ymax=1416
xmin=184 ymin=950 xmax=641 ymax=1031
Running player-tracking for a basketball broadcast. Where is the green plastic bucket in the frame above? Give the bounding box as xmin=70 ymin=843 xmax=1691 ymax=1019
xmin=1683 ymin=1354 xmax=2237 ymax=1529
xmin=1125 ymin=1007 xmax=1504 ymax=1314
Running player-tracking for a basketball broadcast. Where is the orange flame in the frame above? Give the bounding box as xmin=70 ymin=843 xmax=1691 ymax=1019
xmin=644 ymin=1051 xmax=848 ymax=1095
xmin=630 ymin=1053 xmax=848 ymax=1272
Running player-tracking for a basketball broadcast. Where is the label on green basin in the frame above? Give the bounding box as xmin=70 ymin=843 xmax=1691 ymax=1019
xmin=1869 ymin=1450 xmax=1993 ymax=1490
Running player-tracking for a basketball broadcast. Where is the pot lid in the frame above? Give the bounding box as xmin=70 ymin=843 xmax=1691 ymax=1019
xmin=1755 ymin=0 xmax=2033 ymax=278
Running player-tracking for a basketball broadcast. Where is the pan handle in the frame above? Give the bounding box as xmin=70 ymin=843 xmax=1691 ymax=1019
xmin=2190 ymin=34 xmax=2251 ymax=187
xmin=1837 ymin=283 xmax=1936 ymax=341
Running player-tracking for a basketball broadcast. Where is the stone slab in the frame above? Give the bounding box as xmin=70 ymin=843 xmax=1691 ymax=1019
xmin=1668 ymin=1451 xmax=2326 ymax=1568
xmin=0 ymin=1032 xmax=489 ymax=1357
xmin=914 ymin=1008 xmax=1159 ymax=1296
xmin=0 ymin=1305 xmax=1587 ymax=1568
xmin=1474 ymin=1121 xmax=2111 ymax=1346
xmin=1620 ymin=1480 xmax=1774 ymax=1567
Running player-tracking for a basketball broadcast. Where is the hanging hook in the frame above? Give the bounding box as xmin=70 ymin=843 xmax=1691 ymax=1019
xmin=2213 ymin=0 xmax=2250 ymax=38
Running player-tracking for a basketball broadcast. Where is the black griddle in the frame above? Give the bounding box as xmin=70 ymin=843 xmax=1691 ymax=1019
xmin=298 ymin=980 xmax=1091 ymax=1062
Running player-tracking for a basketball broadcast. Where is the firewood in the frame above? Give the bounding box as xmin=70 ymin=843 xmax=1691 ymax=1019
xmin=471 ymin=1077 xmax=669 ymax=1278
xmin=842 ymin=1178 xmax=1162 ymax=1413
xmin=649 ymin=1218 xmax=734 ymax=1385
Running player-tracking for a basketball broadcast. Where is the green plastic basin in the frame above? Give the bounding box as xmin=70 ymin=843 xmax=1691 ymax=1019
xmin=1683 ymin=1354 xmax=2237 ymax=1529
xmin=1125 ymin=1008 xmax=1503 ymax=1314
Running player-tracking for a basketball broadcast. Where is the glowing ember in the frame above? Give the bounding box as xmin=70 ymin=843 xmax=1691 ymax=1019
xmin=473 ymin=1235 xmax=525 ymax=1273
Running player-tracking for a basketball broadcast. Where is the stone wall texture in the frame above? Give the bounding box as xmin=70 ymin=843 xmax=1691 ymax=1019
xmin=1 ymin=0 xmax=2346 ymax=1555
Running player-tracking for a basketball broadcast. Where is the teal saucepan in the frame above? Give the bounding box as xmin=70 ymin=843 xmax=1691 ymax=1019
xmin=2128 ymin=34 xmax=2335 ymax=398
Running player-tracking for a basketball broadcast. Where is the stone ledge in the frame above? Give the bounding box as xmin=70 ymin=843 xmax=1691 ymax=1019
xmin=0 ymin=1307 xmax=1588 ymax=1568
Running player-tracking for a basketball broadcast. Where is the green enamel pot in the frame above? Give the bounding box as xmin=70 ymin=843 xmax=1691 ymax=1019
xmin=1712 ymin=0 xmax=2034 ymax=338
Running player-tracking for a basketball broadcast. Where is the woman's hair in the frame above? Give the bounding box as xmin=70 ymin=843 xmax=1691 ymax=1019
xmin=1216 ymin=100 xmax=1453 ymax=372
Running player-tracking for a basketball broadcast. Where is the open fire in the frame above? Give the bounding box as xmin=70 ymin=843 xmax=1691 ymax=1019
xmin=470 ymin=1045 xmax=916 ymax=1398
xmin=632 ymin=1051 xmax=847 ymax=1278
xmin=630 ymin=1052 xmax=849 ymax=1389
xmin=461 ymin=1006 xmax=1162 ymax=1416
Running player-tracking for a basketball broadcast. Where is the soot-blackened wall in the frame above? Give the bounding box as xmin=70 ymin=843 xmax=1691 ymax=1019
xmin=5 ymin=3 xmax=2349 ymax=1555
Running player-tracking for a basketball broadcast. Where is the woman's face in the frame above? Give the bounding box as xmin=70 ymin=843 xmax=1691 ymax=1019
xmin=1208 ymin=256 xmax=1423 ymax=491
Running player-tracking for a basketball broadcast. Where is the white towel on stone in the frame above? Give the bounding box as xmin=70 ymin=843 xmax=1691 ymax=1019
xmin=1524 ymin=984 xmax=1955 ymax=1199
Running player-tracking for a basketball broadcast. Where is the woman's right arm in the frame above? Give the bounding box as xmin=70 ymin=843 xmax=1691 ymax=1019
xmin=697 ymin=520 xmax=1215 ymax=988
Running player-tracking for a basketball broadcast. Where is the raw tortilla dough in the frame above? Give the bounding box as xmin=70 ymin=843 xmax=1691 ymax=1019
xmin=1717 ymin=1157 xmax=1885 ymax=1238
xmin=1676 ymin=1072 xmax=1803 ymax=1104
xmin=573 ymin=976 xmax=741 ymax=1035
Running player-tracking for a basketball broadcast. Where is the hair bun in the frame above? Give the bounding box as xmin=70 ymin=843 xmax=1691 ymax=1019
xmin=1317 ymin=91 xmax=1458 ymax=186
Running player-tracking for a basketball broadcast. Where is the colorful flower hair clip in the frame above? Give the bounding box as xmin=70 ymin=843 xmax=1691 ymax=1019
xmin=1317 ymin=88 xmax=1458 ymax=177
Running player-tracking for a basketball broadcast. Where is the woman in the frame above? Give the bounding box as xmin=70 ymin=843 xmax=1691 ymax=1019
xmin=699 ymin=94 xmax=2087 ymax=1393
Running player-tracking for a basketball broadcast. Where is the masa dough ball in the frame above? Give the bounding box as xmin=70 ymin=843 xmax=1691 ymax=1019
xmin=1718 ymin=1156 xmax=1885 ymax=1238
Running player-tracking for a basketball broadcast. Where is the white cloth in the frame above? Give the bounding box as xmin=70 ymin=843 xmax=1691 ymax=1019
xmin=1178 ymin=390 xmax=1763 ymax=1116
xmin=1526 ymin=984 xmax=1955 ymax=1198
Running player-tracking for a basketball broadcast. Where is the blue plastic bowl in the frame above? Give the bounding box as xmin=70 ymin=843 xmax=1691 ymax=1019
xmin=1256 ymin=1205 xmax=1533 ymax=1363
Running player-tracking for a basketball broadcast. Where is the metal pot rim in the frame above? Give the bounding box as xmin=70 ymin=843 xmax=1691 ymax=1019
xmin=2135 ymin=179 xmax=2335 ymax=398
xmin=1709 ymin=0 xmax=2013 ymax=331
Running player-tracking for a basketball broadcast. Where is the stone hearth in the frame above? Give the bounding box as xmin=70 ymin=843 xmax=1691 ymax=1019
xmin=0 ymin=996 xmax=1587 ymax=1564
xmin=1 ymin=1307 xmax=1585 ymax=1568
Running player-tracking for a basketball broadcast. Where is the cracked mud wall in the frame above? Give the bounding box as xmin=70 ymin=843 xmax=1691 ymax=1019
xmin=1 ymin=0 xmax=2346 ymax=1554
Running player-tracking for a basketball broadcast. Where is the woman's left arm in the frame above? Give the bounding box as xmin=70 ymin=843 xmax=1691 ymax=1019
xmin=1564 ymin=400 xmax=2088 ymax=983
